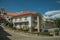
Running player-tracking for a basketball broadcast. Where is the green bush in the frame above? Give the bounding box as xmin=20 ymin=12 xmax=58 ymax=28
xmin=21 ymin=26 xmax=29 ymax=31
xmin=39 ymin=32 xmax=50 ymax=35
xmin=48 ymin=28 xmax=59 ymax=32
xmin=48 ymin=28 xmax=59 ymax=35
xmin=12 ymin=27 xmax=17 ymax=30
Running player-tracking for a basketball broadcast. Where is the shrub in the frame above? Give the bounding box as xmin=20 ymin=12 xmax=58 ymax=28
xmin=21 ymin=26 xmax=29 ymax=31
xmin=12 ymin=27 xmax=17 ymax=30
xmin=39 ymin=32 xmax=50 ymax=35
xmin=48 ymin=28 xmax=59 ymax=36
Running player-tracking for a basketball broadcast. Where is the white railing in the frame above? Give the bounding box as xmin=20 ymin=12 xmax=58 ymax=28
xmin=13 ymin=20 xmax=28 ymax=23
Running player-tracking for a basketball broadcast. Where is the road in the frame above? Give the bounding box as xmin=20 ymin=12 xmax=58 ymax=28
xmin=0 ymin=26 xmax=60 ymax=40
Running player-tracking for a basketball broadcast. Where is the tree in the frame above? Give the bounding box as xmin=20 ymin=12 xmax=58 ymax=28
xmin=54 ymin=18 xmax=60 ymax=28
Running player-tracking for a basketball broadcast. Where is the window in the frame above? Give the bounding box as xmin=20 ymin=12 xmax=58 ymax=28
xmin=25 ymin=22 xmax=28 ymax=25
xmin=24 ymin=16 xmax=27 ymax=20
xmin=15 ymin=18 xmax=17 ymax=21
xmin=8 ymin=19 xmax=10 ymax=20
xmin=7 ymin=16 xmax=9 ymax=18
xmin=20 ymin=17 xmax=21 ymax=20
xmin=34 ymin=16 xmax=37 ymax=20
xmin=17 ymin=18 xmax=20 ymax=21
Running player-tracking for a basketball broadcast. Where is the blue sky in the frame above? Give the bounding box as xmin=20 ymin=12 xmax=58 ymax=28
xmin=0 ymin=0 xmax=60 ymax=15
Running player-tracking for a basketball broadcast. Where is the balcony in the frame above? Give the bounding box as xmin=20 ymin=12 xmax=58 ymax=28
xmin=13 ymin=20 xmax=28 ymax=23
xmin=33 ymin=20 xmax=37 ymax=23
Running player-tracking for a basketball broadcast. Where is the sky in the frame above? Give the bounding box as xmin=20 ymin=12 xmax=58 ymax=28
xmin=0 ymin=0 xmax=60 ymax=17
xmin=44 ymin=10 xmax=60 ymax=19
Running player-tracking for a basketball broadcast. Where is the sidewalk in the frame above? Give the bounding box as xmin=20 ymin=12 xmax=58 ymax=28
xmin=1 ymin=26 xmax=60 ymax=40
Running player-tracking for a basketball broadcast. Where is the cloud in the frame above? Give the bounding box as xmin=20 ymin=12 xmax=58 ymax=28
xmin=51 ymin=14 xmax=60 ymax=18
xmin=44 ymin=10 xmax=60 ymax=19
xmin=16 ymin=11 xmax=23 ymax=14
xmin=45 ymin=10 xmax=60 ymax=16
xmin=56 ymin=1 xmax=60 ymax=3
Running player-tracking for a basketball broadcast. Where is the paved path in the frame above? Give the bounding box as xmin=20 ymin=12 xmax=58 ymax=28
xmin=0 ymin=26 xmax=60 ymax=40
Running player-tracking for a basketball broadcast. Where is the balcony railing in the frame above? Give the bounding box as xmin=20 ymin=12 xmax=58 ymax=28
xmin=13 ymin=20 xmax=28 ymax=23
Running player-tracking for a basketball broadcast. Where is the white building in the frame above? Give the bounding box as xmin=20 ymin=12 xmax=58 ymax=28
xmin=4 ymin=11 xmax=42 ymax=32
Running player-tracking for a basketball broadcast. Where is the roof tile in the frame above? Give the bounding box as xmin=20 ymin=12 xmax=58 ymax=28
xmin=5 ymin=11 xmax=37 ymax=17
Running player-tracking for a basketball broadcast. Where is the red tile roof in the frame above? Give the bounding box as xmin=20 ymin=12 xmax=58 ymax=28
xmin=4 ymin=11 xmax=37 ymax=17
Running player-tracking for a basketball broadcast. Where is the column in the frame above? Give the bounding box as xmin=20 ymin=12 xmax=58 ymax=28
xmin=29 ymin=16 xmax=33 ymax=32
xmin=37 ymin=16 xmax=40 ymax=32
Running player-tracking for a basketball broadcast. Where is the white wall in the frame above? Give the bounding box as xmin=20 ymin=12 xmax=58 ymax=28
xmin=12 ymin=15 xmax=33 ymax=27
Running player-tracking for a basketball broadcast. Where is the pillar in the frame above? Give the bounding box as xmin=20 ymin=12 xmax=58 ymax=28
xmin=29 ymin=16 xmax=33 ymax=32
xmin=37 ymin=16 xmax=40 ymax=32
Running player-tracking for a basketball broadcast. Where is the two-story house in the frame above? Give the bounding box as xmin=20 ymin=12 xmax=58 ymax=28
xmin=4 ymin=11 xmax=42 ymax=32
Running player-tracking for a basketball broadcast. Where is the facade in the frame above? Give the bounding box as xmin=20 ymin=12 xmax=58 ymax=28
xmin=12 ymin=11 xmax=42 ymax=32
xmin=3 ymin=11 xmax=42 ymax=32
xmin=41 ymin=17 xmax=56 ymax=32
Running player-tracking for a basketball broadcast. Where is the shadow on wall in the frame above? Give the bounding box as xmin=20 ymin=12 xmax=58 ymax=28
xmin=0 ymin=26 xmax=11 ymax=40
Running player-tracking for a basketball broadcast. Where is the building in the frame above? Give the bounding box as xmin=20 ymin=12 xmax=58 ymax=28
xmin=0 ymin=8 xmax=57 ymax=32
xmin=6 ymin=11 xmax=42 ymax=32
xmin=0 ymin=8 xmax=42 ymax=32
xmin=41 ymin=17 xmax=56 ymax=32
